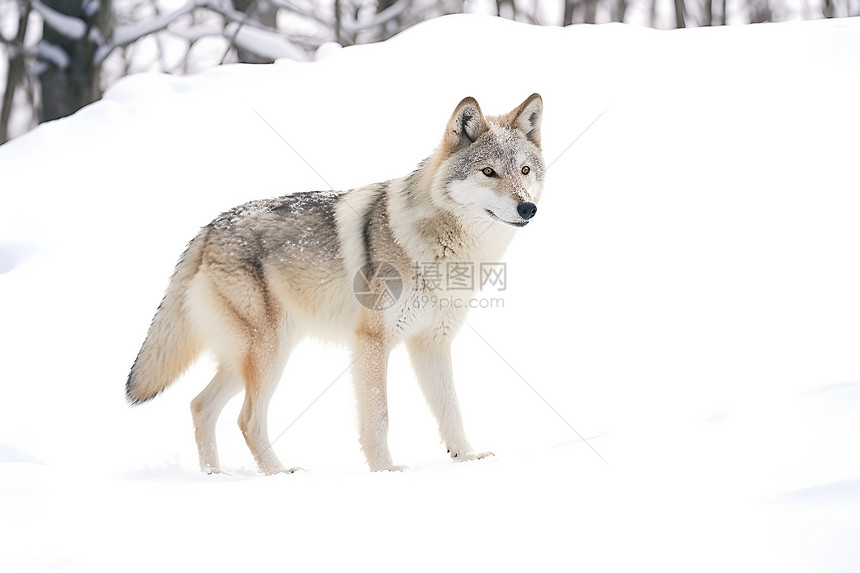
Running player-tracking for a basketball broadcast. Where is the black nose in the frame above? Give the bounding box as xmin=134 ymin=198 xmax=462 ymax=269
xmin=517 ymin=202 xmax=537 ymax=221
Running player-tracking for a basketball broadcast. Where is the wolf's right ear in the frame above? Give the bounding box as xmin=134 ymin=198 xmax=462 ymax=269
xmin=444 ymin=97 xmax=487 ymax=153
xmin=507 ymin=93 xmax=543 ymax=148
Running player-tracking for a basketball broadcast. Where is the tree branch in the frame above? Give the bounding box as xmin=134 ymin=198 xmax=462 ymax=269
xmin=94 ymin=0 xmax=198 ymax=63
xmin=268 ymin=0 xmax=329 ymax=27
xmin=32 ymin=0 xmax=87 ymax=41
xmin=339 ymin=0 xmax=409 ymax=34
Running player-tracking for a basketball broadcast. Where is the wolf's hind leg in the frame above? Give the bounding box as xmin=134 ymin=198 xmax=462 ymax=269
xmin=407 ymin=334 xmax=493 ymax=462
xmin=191 ymin=368 xmax=243 ymax=474
xmin=237 ymin=329 xmax=299 ymax=475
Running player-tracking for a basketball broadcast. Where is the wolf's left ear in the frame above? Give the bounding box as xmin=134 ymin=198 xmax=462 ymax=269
xmin=444 ymin=97 xmax=487 ymax=152
xmin=508 ymin=93 xmax=543 ymax=148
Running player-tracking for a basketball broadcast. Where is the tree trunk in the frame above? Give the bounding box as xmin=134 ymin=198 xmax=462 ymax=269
xmin=703 ymin=0 xmax=713 ymax=25
xmin=39 ymin=0 xmax=112 ymax=123
xmin=334 ymin=0 xmax=343 ymax=44
xmin=749 ymin=0 xmax=772 ymax=22
xmin=496 ymin=0 xmax=516 ymax=20
xmin=1 ymin=2 xmax=32 ymax=143
xmin=612 ymin=0 xmax=629 ymax=22
xmin=563 ymin=0 xmax=575 ymax=25
xmin=673 ymin=0 xmax=686 ymax=27
xmin=584 ymin=0 xmax=597 ymax=23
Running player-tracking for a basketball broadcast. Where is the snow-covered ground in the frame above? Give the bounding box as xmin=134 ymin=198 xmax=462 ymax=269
xmin=2 ymin=14 xmax=860 ymax=571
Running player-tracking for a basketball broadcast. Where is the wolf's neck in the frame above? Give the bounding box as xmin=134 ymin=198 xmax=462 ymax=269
xmin=386 ymin=169 xmax=516 ymax=264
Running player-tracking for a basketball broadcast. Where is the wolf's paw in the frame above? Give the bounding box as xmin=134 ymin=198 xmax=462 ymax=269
xmin=372 ymin=464 xmax=410 ymax=472
xmin=259 ymin=466 xmax=306 ymax=476
xmin=449 ymin=450 xmax=494 ymax=462
xmin=202 ymin=465 xmax=229 ymax=476
xmin=270 ymin=466 xmax=306 ymax=475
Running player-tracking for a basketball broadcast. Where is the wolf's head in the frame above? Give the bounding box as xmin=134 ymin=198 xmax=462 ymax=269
xmin=437 ymin=94 xmax=544 ymax=228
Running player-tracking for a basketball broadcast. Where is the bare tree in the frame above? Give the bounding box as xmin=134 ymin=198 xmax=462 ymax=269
xmin=748 ymin=0 xmax=772 ymax=21
xmin=37 ymin=0 xmax=113 ymax=122
xmin=584 ymin=0 xmax=597 ymax=22
xmin=496 ymin=0 xmax=516 ymax=19
xmin=563 ymin=0 xmax=574 ymax=25
xmin=612 ymin=0 xmax=629 ymax=22
xmin=674 ymin=0 xmax=687 ymax=27
xmin=1 ymin=0 xmax=32 ymax=142
xmin=562 ymin=0 xmax=598 ymax=24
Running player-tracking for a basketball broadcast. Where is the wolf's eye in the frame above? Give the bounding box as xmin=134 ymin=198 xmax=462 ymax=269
xmin=482 ymin=167 xmax=496 ymax=177
xmin=521 ymin=166 xmax=531 ymax=175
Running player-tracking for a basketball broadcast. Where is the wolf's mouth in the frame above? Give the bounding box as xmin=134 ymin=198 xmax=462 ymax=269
xmin=485 ymin=209 xmax=530 ymax=227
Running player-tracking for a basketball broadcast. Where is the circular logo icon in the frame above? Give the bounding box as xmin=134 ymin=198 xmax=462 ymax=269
xmin=353 ymin=261 xmax=403 ymax=310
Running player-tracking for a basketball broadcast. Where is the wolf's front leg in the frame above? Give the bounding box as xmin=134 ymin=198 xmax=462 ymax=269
xmin=352 ymin=334 xmax=406 ymax=471
xmin=406 ymin=334 xmax=493 ymax=462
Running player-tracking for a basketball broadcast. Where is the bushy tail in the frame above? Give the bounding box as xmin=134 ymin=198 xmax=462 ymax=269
xmin=126 ymin=234 xmax=206 ymax=405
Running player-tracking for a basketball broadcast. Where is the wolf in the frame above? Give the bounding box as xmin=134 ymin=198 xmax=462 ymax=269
xmin=127 ymin=93 xmax=545 ymax=474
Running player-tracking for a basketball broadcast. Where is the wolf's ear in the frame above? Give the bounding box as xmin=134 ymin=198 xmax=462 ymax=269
xmin=444 ymin=97 xmax=487 ymax=152
xmin=508 ymin=93 xmax=543 ymax=147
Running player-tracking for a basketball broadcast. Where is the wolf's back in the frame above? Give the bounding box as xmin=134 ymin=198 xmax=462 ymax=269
xmin=126 ymin=233 xmax=206 ymax=405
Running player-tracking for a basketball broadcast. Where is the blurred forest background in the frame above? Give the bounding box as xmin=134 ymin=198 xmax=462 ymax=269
xmin=1 ymin=0 xmax=858 ymax=143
